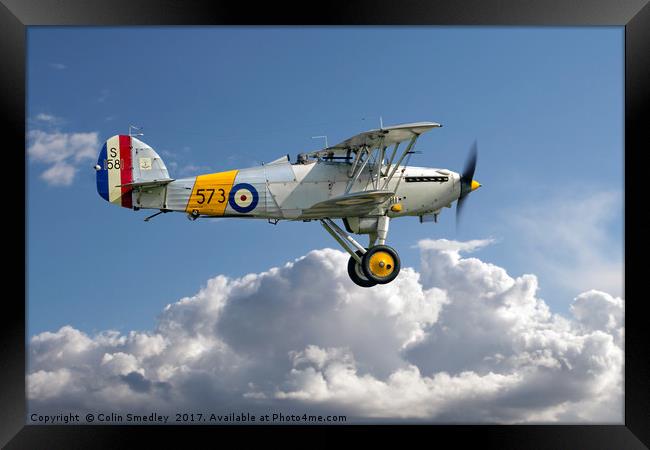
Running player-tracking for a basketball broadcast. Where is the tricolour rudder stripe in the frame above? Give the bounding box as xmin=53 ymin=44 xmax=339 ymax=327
xmin=96 ymin=134 xmax=135 ymax=209
xmin=119 ymin=135 xmax=133 ymax=208
xmin=106 ymin=136 xmax=121 ymax=205
xmin=96 ymin=142 xmax=109 ymax=201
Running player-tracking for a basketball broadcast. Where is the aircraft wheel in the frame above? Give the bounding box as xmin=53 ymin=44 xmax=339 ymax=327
xmin=347 ymin=250 xmax=377 ymax=288
xmin=361 ymin=245 xmax=401 ymax=284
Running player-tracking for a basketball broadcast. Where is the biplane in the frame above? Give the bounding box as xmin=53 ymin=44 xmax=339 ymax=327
xmin=95 ymin=121 xmax=481 ymax=287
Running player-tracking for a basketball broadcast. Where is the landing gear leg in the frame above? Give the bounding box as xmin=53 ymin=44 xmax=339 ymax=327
xmin=362 ymin=216 xmax=400 ymax=283
xmin=376 ymin=216 xmax=390 ymax=245
xmin=320 ymin=218 xmax=376 ymax=288
xmin=320 ymin=217 xmax=401 ymax=286
xmin=368 ymin=216 xmax=390 ymax=247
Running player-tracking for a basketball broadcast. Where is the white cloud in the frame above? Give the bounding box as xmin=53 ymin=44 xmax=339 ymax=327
xmin=101 ymin=352 xmax=144 ymax=376
xmin=276 ymin=350 xmax=522 ymax=418
xmin=28 ymin=242 xmax=623 ymax=423
xmin=508 ymin=190 xmax=623 ymax=298
xmin=40 ymin=162 xmax=76 ymax=186
xmin=570 ymin=290 xmax=624 ymax=345
xmin=49 ymin=62 xmax=66 ymax=70
xmin=28 ymin=369 xmax=72 ymax=400
xmin=27 ymin=129 xmax=100 ymax=186
xmin=417 ymin=238 xmax=494 ymax=254
xmin=34 ymin=113 xmax=62 ymax=124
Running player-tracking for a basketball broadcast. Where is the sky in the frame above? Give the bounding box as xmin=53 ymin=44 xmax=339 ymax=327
xmin=26 ymin=27 xmax=624 ymax=423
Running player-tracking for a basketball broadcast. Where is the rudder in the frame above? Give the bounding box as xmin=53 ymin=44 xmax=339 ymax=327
xmin=95 ymin=135 xmax=170 ymax=209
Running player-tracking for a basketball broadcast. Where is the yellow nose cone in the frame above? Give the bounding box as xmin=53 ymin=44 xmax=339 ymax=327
xmin=471 ymin=180 xmax=481 ymax=191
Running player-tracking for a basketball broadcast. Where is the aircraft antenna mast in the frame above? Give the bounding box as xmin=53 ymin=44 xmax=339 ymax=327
xmin=312 ymin=135 xmax=329 ymax=149
xmin=129 ymin=125 xmax=144 ymax=138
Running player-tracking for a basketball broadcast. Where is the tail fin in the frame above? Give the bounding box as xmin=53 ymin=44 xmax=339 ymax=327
xmin=95 ymin=135 xmax=170 ymax=208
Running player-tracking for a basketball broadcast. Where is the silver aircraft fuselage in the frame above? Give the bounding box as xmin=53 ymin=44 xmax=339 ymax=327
xmin=136 ymin=157 xmax=461 ymax=221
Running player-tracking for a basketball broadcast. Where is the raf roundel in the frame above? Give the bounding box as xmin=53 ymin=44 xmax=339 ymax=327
xmin=229 ymin=183 xmax=259 ymax=213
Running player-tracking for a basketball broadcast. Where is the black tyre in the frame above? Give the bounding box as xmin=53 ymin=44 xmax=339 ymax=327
xmin=347 ymin=250 xmax=377 ymax=288
xmin=361 ymin=245 xmax=401 ymax=284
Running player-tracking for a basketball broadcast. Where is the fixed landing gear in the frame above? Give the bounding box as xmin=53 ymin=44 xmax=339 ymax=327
xmin=361 ymin=245 xmax=400 ymax=284
xmin=320 ymin=218 xmax=401 ymax=288
xmin=346 ymin=246 xmax=401 ymax=287
xmin=347 ymin=250 xmax=377 ymax=288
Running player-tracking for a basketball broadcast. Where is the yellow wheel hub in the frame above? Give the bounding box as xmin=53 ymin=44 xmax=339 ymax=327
xmin=368 ymin=251 xmax=395 ymax=278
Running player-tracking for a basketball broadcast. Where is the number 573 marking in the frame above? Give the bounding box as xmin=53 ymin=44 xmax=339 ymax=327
xmin=196 ymin=188 xmax=225 ymax=204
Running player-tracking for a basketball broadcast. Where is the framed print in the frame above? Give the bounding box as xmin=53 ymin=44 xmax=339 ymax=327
xmin=2 ymin=0 xmax=648 ymax=447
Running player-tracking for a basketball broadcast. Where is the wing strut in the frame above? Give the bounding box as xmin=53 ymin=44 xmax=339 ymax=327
xmin=299 ymin=121 xmax=440 ymax=197
xmin=381 ymin=135 xmax=417 ymax=190
xmin=383 ymin=142 xmax=399 ymax=177
xmin=370 ymin=136 xmax=386 ymax=190
xmin=345 ymin=145 xmax=372 ymax=194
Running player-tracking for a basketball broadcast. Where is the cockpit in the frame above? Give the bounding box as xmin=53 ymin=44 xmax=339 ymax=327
xmin=295 ymin=151 xmax=354 ymax=165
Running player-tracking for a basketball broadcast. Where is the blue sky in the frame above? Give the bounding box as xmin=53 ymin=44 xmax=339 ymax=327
xmin=27 ymin=27 xmax=623 ymax=337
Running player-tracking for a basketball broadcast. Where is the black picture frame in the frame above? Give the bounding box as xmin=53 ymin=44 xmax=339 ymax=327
xmin=3 ymin=1 xmax=648 ymax=447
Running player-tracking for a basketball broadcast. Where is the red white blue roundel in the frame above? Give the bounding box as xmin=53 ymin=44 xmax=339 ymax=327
xmin=229 ymin=183 xmax=259 ymax=213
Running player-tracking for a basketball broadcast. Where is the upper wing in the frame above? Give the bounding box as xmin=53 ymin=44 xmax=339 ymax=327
xmin=303 ymin=190 xmax=394 ymax=217
xmin=305 ymin=121 xmax=441 ymax=159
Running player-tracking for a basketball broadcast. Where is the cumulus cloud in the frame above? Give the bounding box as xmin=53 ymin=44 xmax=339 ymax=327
xmin=27 ymin=129 xmax=99 ymax=186
xmin=28 ymin=241 xmax=623 ymax=424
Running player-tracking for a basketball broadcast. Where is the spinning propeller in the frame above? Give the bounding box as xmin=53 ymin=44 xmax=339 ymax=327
xmin=456 ymin=140 xmax=481 ymax=228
